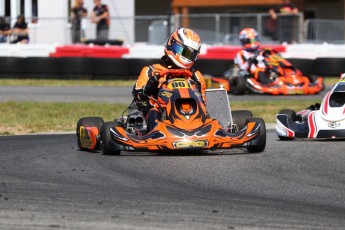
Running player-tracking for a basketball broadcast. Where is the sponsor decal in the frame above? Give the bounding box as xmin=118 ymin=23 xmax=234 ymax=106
xmin=173 ymin=140 xmax=208 ymax=148
xmin=328 ymin=122 xmax=340 ymax=128
xmin=287 ymin=89 xmax=304 ymax=95
xmin=161 ymin=91 xmax=172 ymax=98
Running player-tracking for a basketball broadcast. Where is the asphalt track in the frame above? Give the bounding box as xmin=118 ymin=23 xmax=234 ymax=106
xmin=1 ymin=132 xmax=345 ymax=229
xmin=0 ymin=85 xmax=330 ymax=103
xmin=1 ymin=85 xmax=345 ymax=229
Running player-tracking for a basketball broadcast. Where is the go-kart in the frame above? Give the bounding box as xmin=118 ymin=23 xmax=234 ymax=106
xmin=205 ymin=48 xmax=324 ymax=95
xmin=276 ymin=76 xmax=345 ymax=140
xmin=76 ymin=69 xmax=266 ymax=155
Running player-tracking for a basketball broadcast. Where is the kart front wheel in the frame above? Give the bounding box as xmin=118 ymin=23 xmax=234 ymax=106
xmin=76 ymin=117 xmax=104 ymax=150
xmin=246 ymin=118 xmax=266 ymax=153
xmin=278 ymin=109 xmax=296 ymax=121
xmin=230 ymin=76 xmax=247 ymax=95
xmin=100 ymin=121 xmax=121 ymax=155
xmin=232 ymin=110 xmax=253 ymax=130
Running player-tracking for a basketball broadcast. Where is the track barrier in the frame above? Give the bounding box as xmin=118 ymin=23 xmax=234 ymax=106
xmin=0 ymin=57 xmax=343 ymax=79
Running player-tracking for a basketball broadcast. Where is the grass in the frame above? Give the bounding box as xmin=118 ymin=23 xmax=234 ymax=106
xmin=0 ymin=101 xmax=127 ymax=135
xmin=0 ymin=79 xmax=136 ymax=87
xmin=0 ymin=100 xmax=319 ymax=135
xmin=0 ymin=77 xmax=332 ymax=135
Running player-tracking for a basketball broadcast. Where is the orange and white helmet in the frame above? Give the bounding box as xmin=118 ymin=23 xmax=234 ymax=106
xmin=239 ymin=28 xmax=260 ymax=52
xmin=164 ymin=28 xmax=201 ymax=69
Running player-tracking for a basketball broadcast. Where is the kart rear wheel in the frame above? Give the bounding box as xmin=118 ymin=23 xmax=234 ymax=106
xmin=246 ymin=118 xmax=266 ymax=153
xmin=100 ymin=121 xmax=121 ymax=155
xmin=76 ymin=117 xmax=104 ymax=150
xmin=230 ymin=76 xmax=247 ymax=95
xmin=278 ymin=109 xmax=296 ymax=121
xmin=232 ymin=110 xmax=253 ymax=130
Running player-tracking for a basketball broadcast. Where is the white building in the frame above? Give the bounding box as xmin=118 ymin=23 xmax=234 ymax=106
xmin=0 ymin=0 xmax=135 ymax=44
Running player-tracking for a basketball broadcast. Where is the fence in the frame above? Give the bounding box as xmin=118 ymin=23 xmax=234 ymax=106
xmin=0 ymin=13 xmax=307 ymax=45
xmin=304 ymin=19 xmax=345 ymax=44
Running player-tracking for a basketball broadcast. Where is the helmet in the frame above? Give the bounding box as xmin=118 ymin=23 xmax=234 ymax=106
xmin=239 ymin=28 xmax=260 ymax=52
xmin=164 ymin=28 xmax=201 ymax=69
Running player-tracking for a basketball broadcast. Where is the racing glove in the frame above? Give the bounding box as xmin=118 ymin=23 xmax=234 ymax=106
xmin=143 ymin=74 xmax=159 ymax=98
xmin=133 ymin=88 xmax=146 ymax=101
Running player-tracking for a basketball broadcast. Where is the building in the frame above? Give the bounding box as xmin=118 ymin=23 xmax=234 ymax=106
xmin=0 ymin=0 xmax=344 ymax=44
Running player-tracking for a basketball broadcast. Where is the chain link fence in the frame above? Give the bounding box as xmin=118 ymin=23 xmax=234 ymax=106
xmin=304 ymin=19 xmax=345 ymax=44
xmin=0 ymin=13 xmax=321 ymax=46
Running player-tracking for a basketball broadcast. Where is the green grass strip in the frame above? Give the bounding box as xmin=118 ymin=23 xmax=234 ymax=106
xmin=0 ymin=79 xmax=136 ymax=87
xmin=0 ymin=100 xmax=319 ymax=135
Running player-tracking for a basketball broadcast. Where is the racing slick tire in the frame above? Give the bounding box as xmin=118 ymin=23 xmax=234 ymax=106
xmin=278 ymin=109 xmax=297 ymax=121
xmin=76 ymin=117 xmax=104 ymax=150
xmin=277 ymin=109 xmax=296 ymax=140
xmin=246 ymin=118 xmax=266 ymax=153
xmin=100 ymin=121 xmax=121 ymax=155
xmin=232 ymin=110 xmax=253 ymax=130
xmin=229 ymin=76 xmax=247 ymax=95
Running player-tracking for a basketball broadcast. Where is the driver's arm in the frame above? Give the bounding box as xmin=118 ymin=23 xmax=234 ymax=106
xmin=192 ymin=70 xmax=206 ymax=102
xmin=132 ymin=66 xmax=151 ymax=100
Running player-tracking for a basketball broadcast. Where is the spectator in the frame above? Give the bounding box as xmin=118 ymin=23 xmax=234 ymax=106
xmin=90 ymin=0 xmax=109 ymax=41
xmin=71 ymin=0 xmax=88 ymax=44
xmin=10 ymin=15 xmax=29 ymax=44
xmin=0 ymin=16 xmax=11 ymax=43
xmin=269 ymin=0 xmax=299 ymax=44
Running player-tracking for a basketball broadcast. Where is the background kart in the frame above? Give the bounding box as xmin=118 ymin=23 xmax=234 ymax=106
xmin=205 ymin=48 xmax=324 ymax=95
xmin=276 ymin=77 xmax=345 ymax=140
xmin=76 ymin=69 xmax=266 ymax=155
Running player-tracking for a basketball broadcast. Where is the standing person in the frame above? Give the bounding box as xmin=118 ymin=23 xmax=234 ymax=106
xmin=70 ymin=0 xmax=88 ymax=44
xmin=269 ymin=0 xmax=299 ymax=44
xmin=91 ymin=0 xmax=109 ymax=41
xmin=0 ymin=16 xmax=11 ymax=43
xmin=132 ymin=28 xmax=206 ymax=132
xmin=10 ymin=15 xmax=29 ymax=44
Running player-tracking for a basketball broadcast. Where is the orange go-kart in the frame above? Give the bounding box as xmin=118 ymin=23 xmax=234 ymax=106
xmin=76 ymin=69 xmax=266 ymax=155
xmin=205 ymin=48 xmax=324 ymax=95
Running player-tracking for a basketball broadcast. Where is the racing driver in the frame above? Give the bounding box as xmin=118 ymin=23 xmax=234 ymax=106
xmin=234 ymin=28 xmax=274 ymax=84
xmin=132 ymin=28 xmax=207 ymax=132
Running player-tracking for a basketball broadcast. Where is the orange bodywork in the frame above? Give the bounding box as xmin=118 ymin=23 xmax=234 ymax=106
xmin=247 ymin=73 xmax=324 ymax=95
xmin=110 ymin=119 xmax=260 ymax=151
xmin=79 ymin=70 xmax=264 ymax=153
xmin=248 ymin=49 xmax=324 ymax=95
xmin=110 ymin=73 xmax=262 ymax=152
xmin=206 ymin=48 xmax=324 ymax=95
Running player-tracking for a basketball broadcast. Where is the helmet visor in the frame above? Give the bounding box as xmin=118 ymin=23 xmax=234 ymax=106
xmin=171 ymin=40 xmax=199 ymax=61
xmin=242 ymin=37 xmax=258 ymax=45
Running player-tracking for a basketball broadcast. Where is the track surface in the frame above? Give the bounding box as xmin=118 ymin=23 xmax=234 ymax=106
xmin=1 ymin=85 xmax=344 ymax=229
xmin=0 ymin=85 xmax=330 ymax=103
xmin=1 ymin=131 xmax=345 ymax=229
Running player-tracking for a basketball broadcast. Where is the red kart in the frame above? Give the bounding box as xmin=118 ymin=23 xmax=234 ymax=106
xmin=205 ymin=48 xmax=324 ymax=95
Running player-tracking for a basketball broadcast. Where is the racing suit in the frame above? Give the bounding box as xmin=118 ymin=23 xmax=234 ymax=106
xmin=234 ymin=49 xmax=272 ymax=84
xmin=132 ymin=55 xmax=206 ymax=132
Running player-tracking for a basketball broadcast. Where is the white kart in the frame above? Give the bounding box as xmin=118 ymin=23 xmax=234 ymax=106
xmin=276 ymin=76 xmax=345 ymax=140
